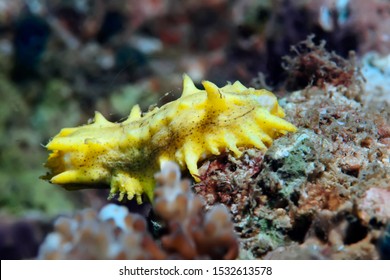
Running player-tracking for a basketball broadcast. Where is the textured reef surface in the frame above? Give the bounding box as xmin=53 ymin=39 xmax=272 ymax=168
xmin=0 ymin=0 xmax=389 ymax=260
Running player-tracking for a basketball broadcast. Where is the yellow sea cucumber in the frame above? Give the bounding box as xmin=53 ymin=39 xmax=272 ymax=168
xmin=43 ymin=75 xmax=297 ymax=203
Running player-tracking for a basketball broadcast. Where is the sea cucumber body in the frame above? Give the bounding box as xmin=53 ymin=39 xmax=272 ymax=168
xmin=44 ymin=75 xmax=297 ymax=203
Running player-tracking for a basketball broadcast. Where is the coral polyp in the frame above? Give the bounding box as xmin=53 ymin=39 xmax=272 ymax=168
xmin=43 ymin=74 xmax=297 ymax=203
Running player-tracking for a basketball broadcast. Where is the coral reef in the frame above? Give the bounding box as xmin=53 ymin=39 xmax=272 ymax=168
xmin=38 ymin=162 xmax=238 ymax=259
xmin=264 ymin=209 xmax=381 ymax=260
xmin=1 ymin=0 xmax=389 ymax=261
xmin=195 ymin=130 xmax=333 ymax=257
xmin=252 ymin=48 xmax=389 ymax=258
xmin=194 ymin=54 xmax=389 ymax=258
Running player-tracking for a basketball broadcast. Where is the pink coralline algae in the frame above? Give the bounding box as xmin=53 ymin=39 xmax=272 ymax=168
xmin=359 ymin=187 xmax=390 ymax=224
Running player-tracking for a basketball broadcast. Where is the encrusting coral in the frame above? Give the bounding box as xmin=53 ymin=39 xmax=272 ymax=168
xmin=43 ymin=74 xmax=297 ymax=203
xmin=38 ymin=161 xmax=238 ymax=260
xmin=190 ymin=44 xmax=389 ymax=257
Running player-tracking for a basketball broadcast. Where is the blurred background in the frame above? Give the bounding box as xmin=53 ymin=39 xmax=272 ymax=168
xmin=0 ymin=0 xmax=389 ymax=259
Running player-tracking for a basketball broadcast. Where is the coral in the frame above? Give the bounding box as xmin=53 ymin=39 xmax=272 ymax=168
xmin=43 ymin=75 xmax=297 ymax=203
xmin=38 ymin=161 xmax=238 ymax=260
xmin=361 ymin=52 xmax=390 ymax=106
xmin=194 ymin=130 xmax=332 ymax=257
xmin=287 ymin=87 xmax=389 ymax=187
xmin=154 ymin=161 xmax=239 ymax=259
xmin=252 ymin=79 xmax=389 ymax=258
xmin=193 ymin=78 xmax=389 ymax=258
xmin=264 ymin=209 xmax=381 ymax=260
xmin=256 ymin=129 xmax=330 ymax=201
xmin=38 ymin=206 xmax=164 ymax=260
xmin=244 ymin=130 xmax=334 ymax=257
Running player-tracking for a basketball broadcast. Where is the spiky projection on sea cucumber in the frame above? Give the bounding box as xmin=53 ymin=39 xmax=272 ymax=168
xmin=43 ymin=74 xmax=297 ymax=203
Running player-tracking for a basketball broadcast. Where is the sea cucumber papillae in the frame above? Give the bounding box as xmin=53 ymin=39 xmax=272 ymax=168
xmin=43 ymin=75 xmax=297 ymax=203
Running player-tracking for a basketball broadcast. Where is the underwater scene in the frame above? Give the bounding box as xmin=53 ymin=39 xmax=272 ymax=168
xmin=0 ymin=0 xmax=389 ymax=260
